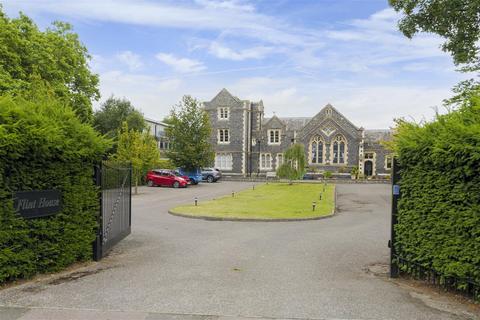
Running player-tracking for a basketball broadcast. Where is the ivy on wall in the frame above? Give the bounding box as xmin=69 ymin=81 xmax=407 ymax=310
xmin=0 ymin=97 xmax=109 ymax=283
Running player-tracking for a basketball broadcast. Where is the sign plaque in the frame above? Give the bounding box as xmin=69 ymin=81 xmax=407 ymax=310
xmin=14 ymin=190 xmax=62 ymax=218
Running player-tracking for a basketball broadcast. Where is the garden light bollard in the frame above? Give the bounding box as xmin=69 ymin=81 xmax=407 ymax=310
xmin=194 ymin=197 xmax=198 ymax=206
xmin=232 ymin=191 xmax=235 ymax=197
xmin=319 ymin=193 xmax=322 ymax=200
xmin=253 ymin=184 xmax=255 ymax=190
xmin=312 ymin=201 xmax=316 ymax=211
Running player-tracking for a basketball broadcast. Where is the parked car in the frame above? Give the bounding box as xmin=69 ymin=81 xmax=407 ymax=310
xmin=146 ymin=169 xmax=188 ymax=188
xmin=177 ymin=168 xmax=202 ymax=185
xmin=201 ymin=167 xmax=222 ymax=183
xmin=172 ymin=170 xmax=191 ymax=184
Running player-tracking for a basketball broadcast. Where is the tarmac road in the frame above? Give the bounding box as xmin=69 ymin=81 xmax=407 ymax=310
xmin=0 ymin=182 xmax=475 ymax=320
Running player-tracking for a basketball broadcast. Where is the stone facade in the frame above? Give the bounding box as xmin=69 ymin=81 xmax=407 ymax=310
xmin=203 ymin=89 xmax=392 ymax=177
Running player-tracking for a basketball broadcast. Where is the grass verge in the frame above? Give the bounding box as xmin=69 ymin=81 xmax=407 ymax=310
xmin=170 ymin=183 xmax=335 ymax=220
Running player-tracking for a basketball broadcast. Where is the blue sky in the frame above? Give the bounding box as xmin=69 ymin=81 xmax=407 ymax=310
xmin=3 ymin=0 xmax=467 ymax=128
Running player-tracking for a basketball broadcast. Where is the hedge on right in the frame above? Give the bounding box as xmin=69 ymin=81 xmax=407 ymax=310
xmin=392 ymin=92 xmax=480 ymax=291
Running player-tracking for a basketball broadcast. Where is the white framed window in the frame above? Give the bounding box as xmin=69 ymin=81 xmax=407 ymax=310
xmin=331 ymin=135 xmax=347 ymax=164
xmin=260 ymin=153 xmax=272 ymax=170
xmin=218 ymin=129 xmax=230 ymax=144
xmin=268 ymin=129 xmax=281 ymax=145
xmin=218 ymin=107 xmax=229 ymax=120
xmin=385 ymin=155 xmax=393 ymax=170
xmin=215 ymin=153 xmax=233 ymax=170
xmin=310 ymin=136 xmax=325 ymax=164
xmin=276 ymin=153 xmax=284 ymax=169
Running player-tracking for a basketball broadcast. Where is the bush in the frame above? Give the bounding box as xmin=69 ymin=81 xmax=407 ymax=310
xmin=323 ymin=171 xmax=332 ymax=179
xmin=0 ymin=97 xmax=109 ymax=283
xmin=391 ymin=93 xmax=480 ymax=291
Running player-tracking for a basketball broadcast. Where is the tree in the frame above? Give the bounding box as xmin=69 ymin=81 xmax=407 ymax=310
xmin=389 ymin=0 xmax=480 ymax=70
xmin=276 ymin=144 xmax=306 ymax=184
xmin=93 ymin=96 xmax=146 ymax=140
xmin=115 ymin=122 xmax=160 ymax=194
xmin=165 ymin=95 xmax=214 ymax=170
xmin=0 ymin=7 xmax=99 ymax=122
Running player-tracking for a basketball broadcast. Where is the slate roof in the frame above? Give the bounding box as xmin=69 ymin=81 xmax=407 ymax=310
xmin=263 ymin=117 xmax=311 ymax=131
xmin=364 ymin=129 xmax=392 ymax=143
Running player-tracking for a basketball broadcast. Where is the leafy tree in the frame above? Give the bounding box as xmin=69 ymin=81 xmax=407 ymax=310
xmin=165 ymin=95 xmax=214 ymax=170
xmin=390 ymin=1 xmax=480 ymax=105
xmin=389 ymin=0 xmax=480 ymax=70
xmin=0 ymin=7 xmax=99 ymax=122
xmin=115 ymin=123 xmax=160 ymax=194
xmin=276 ymin=144 xmax=306 ymax=183
xmin=93 ymin=96 xmax=146 ymax=140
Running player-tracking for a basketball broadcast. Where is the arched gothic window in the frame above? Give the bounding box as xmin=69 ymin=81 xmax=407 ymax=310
xmin=332 ymin=135 xmax=347 ymax=164
xmin=310 ymin=136 xmax=324 ymax=164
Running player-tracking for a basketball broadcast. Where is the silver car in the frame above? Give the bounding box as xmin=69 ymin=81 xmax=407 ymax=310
xmin=201 ymin=168 xmax=222 ymax=183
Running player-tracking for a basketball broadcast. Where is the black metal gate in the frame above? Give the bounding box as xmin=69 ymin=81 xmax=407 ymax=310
xmin=93 ymin=161 xmax=132 ymax=261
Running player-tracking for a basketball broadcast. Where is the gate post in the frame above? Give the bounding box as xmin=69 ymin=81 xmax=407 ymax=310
xmin=93 ymin=163 xmax=103 ymax=261
xmin=389 ymin=157 xmax=400 ymax=278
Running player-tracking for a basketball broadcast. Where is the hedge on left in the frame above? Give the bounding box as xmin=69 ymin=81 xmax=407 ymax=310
xmin=0 ymin=97 xmax=109 ymax=284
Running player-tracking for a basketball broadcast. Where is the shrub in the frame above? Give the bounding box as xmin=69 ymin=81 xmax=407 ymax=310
xmin=276 ymin=144 xmax=306 ymax=182
xmin=0 ymin=96 xmax=109 ymax=283
xmin=323 ymin=171 xmax=332 ymax=179
xmin=391 ymin=92 xmax=480 ymax=291
xmin=350 ymin=166 xmax=359 ymax=178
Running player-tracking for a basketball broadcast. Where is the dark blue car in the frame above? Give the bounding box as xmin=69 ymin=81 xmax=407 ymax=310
xmin=177 ymin=168 xmax=202 ymax=185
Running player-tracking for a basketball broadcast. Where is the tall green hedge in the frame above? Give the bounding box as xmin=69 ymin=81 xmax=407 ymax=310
xmin=392 ymin=93 xmax=480 ymax=290
xmin=0 ymin=97 xmax=109 ymax=283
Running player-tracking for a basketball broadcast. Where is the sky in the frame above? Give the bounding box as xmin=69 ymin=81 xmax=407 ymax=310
xmin=2 ymin=0 xmax=468 ymax=128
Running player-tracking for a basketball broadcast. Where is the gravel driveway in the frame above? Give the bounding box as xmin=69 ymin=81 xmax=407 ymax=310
xmin=0 ymin=182 xmax=473 ymax=320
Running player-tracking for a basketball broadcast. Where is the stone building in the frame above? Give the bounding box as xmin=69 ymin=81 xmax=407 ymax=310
xmin=203 ymin=88 xmax=392 ymax=177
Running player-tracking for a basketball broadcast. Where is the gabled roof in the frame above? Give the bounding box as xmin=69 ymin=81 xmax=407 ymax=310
xmin=204 ymin=88 xmax=243 ymax=108
xmin=214 ymin=88 xmax=241 ymax=103
xmin=299 ymin=104 xmax=361 ymax=139
xmin=263 ymin=117 xmax=310 ymax=131
xmin=262 ymin=115 xmax=285 ymax=129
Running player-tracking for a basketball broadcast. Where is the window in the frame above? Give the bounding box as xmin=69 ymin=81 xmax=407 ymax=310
xmin=332 ymin=135 xmax=347 ymax=164
xmin=260 ymin=153 xmax=272 ymax=169
xmin=218 ymin=107 xmax=229 ymax=120
xmin=268 ymin=129 xmax=281 ymax=144
xmin=364 ymin=152 xmax=374 ymax=159
xmin=215 ymin=153 xmax=233 ymax=170
xmin=385 ymin=155 xmax=393 ymax=170
xmin=276 ymin=153 xmax=284 ymax=168
xmin=218 ymin=129 xmax=230 ymax=143
xmin=310 ymin=136 xmax=324 ymax=164
xmin=159 ymin=137 xmax=170 ymax=150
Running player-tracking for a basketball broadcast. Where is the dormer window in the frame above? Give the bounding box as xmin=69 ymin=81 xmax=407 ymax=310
xmin=268 ymin=129 xmax=281 ymax=145
xmin=218 ymin=107 xmax=229 ymax=120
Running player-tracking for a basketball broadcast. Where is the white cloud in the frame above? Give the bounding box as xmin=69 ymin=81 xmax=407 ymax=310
xmin=4 ymin=0 xmax=306 ymax=46
xmin=157 ymin=78 xmax=182 ymax=91
xmin=194 ymin=0 xmax=254 ymax=12
xmin=155 ymin=53 xmax=206 ymax=73
xmin=208 ymin=42 xmax=273 ymax=61
xmin=116 ymin=51 xmax=143 ymax=71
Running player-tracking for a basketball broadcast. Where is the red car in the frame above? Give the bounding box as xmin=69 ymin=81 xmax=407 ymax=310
xmin=146 ymin=169 xmax=188 ymax=188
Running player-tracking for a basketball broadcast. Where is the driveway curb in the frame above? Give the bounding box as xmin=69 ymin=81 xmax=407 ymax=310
xmin=168 ymin=186 xmax=337 ymax=222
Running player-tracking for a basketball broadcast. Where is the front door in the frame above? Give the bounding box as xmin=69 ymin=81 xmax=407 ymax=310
xmin=364 ymin=160 xmax=373 ymax=176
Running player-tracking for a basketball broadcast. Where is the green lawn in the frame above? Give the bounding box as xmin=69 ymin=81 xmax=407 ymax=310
xmin=170 ymin=183 xmax=335 ymax=220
